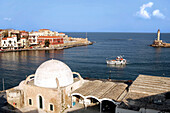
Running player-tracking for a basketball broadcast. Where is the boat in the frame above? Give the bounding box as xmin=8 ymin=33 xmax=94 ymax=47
xmin=106 ymin=55 xmax=126 ymax=65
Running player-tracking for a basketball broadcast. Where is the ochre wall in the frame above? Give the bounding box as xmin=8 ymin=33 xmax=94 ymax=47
xmin=23 ymin=84 xmax=61 ymax=113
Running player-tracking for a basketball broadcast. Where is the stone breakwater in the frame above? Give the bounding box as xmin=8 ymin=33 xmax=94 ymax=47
xmin=0 ymin=40 xmax=93 ymax=53
xmin=150 ymin=42 xmax=170 ymax=48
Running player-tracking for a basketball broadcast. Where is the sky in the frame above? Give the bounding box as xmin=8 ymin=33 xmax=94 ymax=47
xmin=0 ymin=0 xmax=170 ymax=32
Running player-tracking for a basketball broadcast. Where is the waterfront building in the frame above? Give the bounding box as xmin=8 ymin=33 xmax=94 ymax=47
xmin=37 ymin=36 xmax=64 ymax=47
xmin=59 ymin=33 xmax=66 ymax=37
xmin=38 ymin=29 xmax=50 ymax=33
xmin=28 ymin=31 xmax=44 ymax=46
xmin=20 ymin=31 xmax=29 ymax=38
xmin=8 ymin=29 xmax=20 ymax=36
xmin=38 ymin=29 xmax=66 ymax=37
xmin=0 ymin=34 xmax=2 ymax=48
xmin=17 ymin=38 xmax=27 ymax=48
xmin=28 ymin=35 xmax=38 ymax=46
xmin=38 ymin=29 xmax=55 ymax=36
xmin=1 ymin=36 xmax=17 ymax=49
xmin=29 ymin=31 xmax=44 ymax=37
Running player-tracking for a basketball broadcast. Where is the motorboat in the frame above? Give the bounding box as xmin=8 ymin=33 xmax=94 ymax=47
xmin=106 ymin=55 xmax=126 ymax=65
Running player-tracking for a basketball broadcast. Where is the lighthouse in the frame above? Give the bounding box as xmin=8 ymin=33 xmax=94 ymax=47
xmin=151 ymin=29 xmax=170 ymax=47
xmin=157 ymin=29 xmax=160 ymax=41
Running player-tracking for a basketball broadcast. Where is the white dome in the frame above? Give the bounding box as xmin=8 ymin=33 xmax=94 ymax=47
xmin=34 ymin=60 xmax=73 ymax=88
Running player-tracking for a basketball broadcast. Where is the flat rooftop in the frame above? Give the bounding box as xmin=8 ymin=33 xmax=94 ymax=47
xmin=72 ymin=80 xmax=128 ymax=102
xmin=118 ymin=74 xmax=170 ymax=111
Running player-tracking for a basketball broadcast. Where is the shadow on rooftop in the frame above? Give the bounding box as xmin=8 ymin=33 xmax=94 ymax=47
xmin=119 ymin=91 xmax=170 ymax=112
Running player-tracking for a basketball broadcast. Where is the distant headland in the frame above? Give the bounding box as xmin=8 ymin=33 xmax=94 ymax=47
xmin=0 ymin=29 xmax=93 ymax=52
xmin=150 ymin=29 xmax=170 ymax=47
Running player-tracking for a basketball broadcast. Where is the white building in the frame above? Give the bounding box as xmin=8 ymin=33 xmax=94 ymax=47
xmin=59 ymin=33 xmax=66 ymax=37
xmin=28 ymin=30 xmax=66 ymax=46
xmin=1 ymin=36 xmax=17 ymax=49
xmin=38 ymin=29 xmax=55 ymax=36
xmin=17 ymin=38 xmax=27 ymax=48
xmin=28 ymin=31 xmax=42 ymax=45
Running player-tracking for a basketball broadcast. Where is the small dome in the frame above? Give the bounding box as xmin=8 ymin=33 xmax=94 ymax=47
xmin=34 ymin=60 xmax=73 ymax=88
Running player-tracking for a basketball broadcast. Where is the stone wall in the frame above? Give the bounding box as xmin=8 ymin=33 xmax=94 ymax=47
xmin=6 ymin=89 xmax=24 ymax=109
xmin=23 ymin=84 xmax=61 ymax=113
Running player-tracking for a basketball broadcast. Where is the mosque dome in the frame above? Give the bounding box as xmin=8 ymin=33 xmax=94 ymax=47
xmin=34 ymin=60 xmax=73 ymax=88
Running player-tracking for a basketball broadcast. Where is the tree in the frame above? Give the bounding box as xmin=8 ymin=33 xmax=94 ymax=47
xmin=45 ymin=39 xmax=50 ymax=47
xmin=2 ymin=30 xmax=8 ymax=37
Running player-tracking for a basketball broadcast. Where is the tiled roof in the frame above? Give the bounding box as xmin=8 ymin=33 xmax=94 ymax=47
xmin=2 ymin=38 xmax=7 ymax=40
xmin=38 ymin=36 xmax=63 ymax=39
xmin=59 ymin=33 xmax=65 ymax=34
xmin=20 ymin=31 xmax=27 ymax=33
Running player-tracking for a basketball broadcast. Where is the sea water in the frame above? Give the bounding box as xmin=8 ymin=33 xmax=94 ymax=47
xmin=0 ymin=32 xmax=170 ymax=90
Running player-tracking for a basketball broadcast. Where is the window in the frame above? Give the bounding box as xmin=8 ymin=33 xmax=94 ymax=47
xmin=9 ymin=40 xmax=12 ymax=44
xmin=33 ymin=39 xmax=36 ymax=42
xmin=50 ymin=104 xmax=54 ymax=111
xmin=29 ymin=99 xmax=32 ymax=105
xmin=39 ymin=96 xmax=43 ymax=109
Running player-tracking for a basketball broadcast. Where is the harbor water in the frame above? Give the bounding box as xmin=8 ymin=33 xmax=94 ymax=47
xmin=1 ymin=32 xmax=170 ymax=91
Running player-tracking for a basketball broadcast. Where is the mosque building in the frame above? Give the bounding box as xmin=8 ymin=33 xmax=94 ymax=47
xmin=6 ymin=60 xmax=85 ymax=113
xmin=6 ymin=59 xmax=128 ymax=113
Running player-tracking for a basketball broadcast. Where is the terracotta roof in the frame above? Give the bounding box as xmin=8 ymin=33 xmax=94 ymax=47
xmin=59 ymin=33 xmax=65 ymax=34
xmin=20 ymin=31 xmax=27 ymax=33
xmin=2 ymin=38 xmax=7 ymax=40
xmin=38 ymin=36 xmax=63 ymax=39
